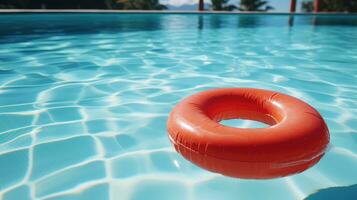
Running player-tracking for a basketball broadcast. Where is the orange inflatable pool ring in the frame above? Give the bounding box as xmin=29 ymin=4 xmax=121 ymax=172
xmin=167 ymin=88 xmax=329 ymax=179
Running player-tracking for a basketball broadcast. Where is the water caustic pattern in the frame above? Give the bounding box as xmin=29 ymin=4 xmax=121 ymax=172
xmin=0 ymin=14 xmax=356 ymax=200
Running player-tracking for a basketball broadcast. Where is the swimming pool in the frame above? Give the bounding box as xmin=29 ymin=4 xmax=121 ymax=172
xmin=0 ymin=13 xmax=356 ymax=200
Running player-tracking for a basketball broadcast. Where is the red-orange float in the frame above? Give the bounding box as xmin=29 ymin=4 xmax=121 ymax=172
xmin=167 ymin=88 xmax=329 ymax=179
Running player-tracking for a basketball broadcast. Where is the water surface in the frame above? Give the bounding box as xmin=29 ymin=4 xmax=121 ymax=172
xmin=0 ymin=13 xmax=356 ymax=200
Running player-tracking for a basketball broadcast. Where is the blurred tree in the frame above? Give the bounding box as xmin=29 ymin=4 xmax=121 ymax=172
xmin=114 ymin=0 xmax=167 ymax=10
xmin=211 ymin=0 xmax=237 ymax=11
xmin=301 ymin=0 xmax=313 ymax=12
xmin=0 ymin=0 xmax=113 ymax=9
xmin=301 ymin=0 xmax=357 ymax=12
xmin=0 ymin=0 xmax=166 ymax=10
xmin=239 ymin=0 xmax=273 ymax=11
xmin=0 ymin=0 xmax=29 ymax=9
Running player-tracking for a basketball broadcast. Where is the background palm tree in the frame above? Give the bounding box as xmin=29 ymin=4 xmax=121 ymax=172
xmin=211 ymin=0 xmax=237 ymax=11
xmin=301 ymin=0 xmax=314 ymax=12
xmin=115 ymin=0 xmax=166 ymax=10
xmin=301 ymin=0 xmax=357 ymax=12
xmin=239 ymin=0 xmax=273 ymax=11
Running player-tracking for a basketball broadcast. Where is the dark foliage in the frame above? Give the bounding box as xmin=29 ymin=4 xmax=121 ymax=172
xmin=301 ymin=0 xmax=357 ymax=13
xmin=211 ymin=0 xmax=237 ymax=11
xmin=239 ymin=0 xmax=273 ymax=12
xmin=0 ymin=0 xmax=167 ymax=10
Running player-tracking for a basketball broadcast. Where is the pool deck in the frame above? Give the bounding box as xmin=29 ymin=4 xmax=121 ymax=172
xmin=0 ymin=9 xmax=356 ymax=15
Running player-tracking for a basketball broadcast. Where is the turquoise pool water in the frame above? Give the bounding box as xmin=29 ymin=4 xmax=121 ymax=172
xmin=0 ymin=14 xmax=356 ymax=200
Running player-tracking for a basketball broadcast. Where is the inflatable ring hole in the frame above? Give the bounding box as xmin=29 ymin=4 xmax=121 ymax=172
xmin=220 ymin=119 xmax=270 ymax=128
xmin=201 ymin=94 xmax=284 ymax=127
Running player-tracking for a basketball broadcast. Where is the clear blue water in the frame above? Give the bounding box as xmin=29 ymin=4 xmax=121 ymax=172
xmin=0 ymin=14 xmax=356 ymax=200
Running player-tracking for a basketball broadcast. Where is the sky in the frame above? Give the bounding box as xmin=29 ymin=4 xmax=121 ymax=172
xmin=160 ymin=0 xmax=302 ymax=12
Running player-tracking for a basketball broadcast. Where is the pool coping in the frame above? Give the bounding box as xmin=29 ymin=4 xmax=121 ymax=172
xmin=0 ymin=9 xmax=357 ymax=16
